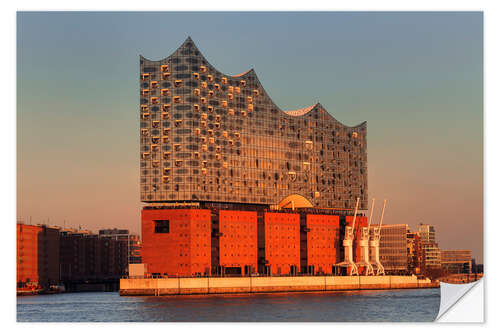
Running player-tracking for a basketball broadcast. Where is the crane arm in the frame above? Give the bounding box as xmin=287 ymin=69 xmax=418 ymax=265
xmin=378 ymin=199 xmax=387 ymax=228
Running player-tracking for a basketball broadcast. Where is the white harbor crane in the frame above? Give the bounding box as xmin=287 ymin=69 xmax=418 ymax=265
xmin=370 ymin=199 xmax=387 ymax=276
xmin=336 ymin=197 xmax=360 ymax=276
xmin=356 ymin=198 xmax=375 ymax=275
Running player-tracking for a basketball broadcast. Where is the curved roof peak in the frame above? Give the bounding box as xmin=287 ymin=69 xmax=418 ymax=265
xmin=284 ymin=103 xmax=320 ymax=116
xmin=141 ymin=37 xmax=365 ymax=129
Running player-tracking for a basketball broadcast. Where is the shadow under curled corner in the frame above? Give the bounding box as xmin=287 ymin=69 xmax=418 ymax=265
xmin=435 ymin=278 xmax=484 ymax=322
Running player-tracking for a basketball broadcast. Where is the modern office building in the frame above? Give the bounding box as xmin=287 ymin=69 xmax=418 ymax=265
xmin=374 ymin=224 xmax=408 ymax=274
xmin=417 ymin=224 xmax=436 ymax=243
xmin=139 ymin=37 xmax=368 ymax=277
xmin=421 ymin=242 xmax=441 ymax=269
xmin=441 ymin=250 xmax=472 ymax=274
xmin=417 ymin=224 xmax=441 ymax=269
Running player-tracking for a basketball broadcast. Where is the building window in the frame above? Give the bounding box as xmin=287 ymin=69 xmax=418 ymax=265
xmin=154 ymin=220 xmax=170 ymax=233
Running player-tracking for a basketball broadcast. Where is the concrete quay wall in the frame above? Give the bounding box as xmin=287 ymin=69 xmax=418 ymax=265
xmin=120 ymin=276 xmax=438 ymax=296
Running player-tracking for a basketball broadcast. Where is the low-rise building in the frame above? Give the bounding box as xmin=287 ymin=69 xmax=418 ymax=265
xmin=421 ymin=242 xmax=441 ymax=269
xmin=441 ymin=250 xmax=472 ymax=274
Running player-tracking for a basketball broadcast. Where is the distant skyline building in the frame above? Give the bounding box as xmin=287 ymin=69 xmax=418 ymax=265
xmin=139 ymin=37 xmax=367 ymax=210
xmin=417 ymin=224 xmax=436 ymax=243
xmin=441 ymin=250 xmax=472 ymax=274
xmin=407 ymin=231 xmax=425 ymax=275
xmin=98 ymin=228 xmax=142 ymax=264
xmin=417 ymin=223 xmax=441 ymax=269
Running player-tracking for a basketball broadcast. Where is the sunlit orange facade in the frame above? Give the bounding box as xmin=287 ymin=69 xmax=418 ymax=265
xmin=306 ymin=215 xmax=341 ymax=274
xmin=264 ymin=212 xmax=300 ymax=275
xmin=141 ymin=208 xmax=211 ymax=276
xmin=219 ymin=210 xmax=257 ymax=273
xmin=17 ymin=224 xmax=60 ymax=288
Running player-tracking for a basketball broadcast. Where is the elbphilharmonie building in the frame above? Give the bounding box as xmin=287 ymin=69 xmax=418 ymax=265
xmin=139 ymin=37 xmax=369 ymax=277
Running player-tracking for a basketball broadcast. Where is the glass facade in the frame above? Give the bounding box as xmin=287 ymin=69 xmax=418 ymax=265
xmin=139 ymin=37 xmax=367 ymax=210
xmin=375 ymin=224 xmax=408 ymax=273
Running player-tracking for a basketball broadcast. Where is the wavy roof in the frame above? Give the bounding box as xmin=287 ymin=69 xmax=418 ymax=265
xmin=140 ymin=37 xmax=366 ymax=129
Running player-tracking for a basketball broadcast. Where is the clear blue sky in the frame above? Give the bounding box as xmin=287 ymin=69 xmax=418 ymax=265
xmin=17 ymin=12 xmax=483 ymax=262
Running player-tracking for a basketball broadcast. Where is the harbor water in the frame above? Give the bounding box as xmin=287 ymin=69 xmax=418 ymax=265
xmin=17 ymin=288 xmax=440 ymax=322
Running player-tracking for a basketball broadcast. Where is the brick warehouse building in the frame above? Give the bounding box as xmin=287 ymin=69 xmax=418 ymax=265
xmin=139 ymin=38 xmax=368 ymax=277
xmin=17 ymin=223 xmax=60 ymax=289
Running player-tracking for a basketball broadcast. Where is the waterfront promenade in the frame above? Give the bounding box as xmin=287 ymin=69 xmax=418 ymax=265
xmin=120 ymin=275 xmax=438 ymax=296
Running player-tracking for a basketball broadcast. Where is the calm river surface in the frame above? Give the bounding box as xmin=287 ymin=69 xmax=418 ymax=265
xmin=17 ymin=288 xmax=440 ymax=322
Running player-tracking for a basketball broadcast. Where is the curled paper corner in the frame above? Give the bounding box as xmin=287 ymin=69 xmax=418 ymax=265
xmin=436 ymin=278 xmax=484 ymax=322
